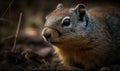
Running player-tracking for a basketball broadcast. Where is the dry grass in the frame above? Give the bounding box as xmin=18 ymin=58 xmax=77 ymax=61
xmin=12 ymin=13 xmax=22 ymax=52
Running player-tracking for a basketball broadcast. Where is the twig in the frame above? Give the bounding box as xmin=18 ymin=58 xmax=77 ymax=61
xmin=11 ymin=13 xmax=22 ymax=52
xmin=1 ymin=0 xmax=14 ymax=18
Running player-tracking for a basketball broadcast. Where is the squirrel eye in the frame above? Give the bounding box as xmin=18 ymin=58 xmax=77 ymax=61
xmin=62 ymin=18 xmax=70 ymax=26
xmin=62 ymin=16 xmax=72 ymax=28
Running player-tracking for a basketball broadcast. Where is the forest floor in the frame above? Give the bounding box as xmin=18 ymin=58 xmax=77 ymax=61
xmin=0 ymin=27 xmax=70 ymax=71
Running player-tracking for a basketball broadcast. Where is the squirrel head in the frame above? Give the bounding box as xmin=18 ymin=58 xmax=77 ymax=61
xmin=42 ymin=3 xmax=101 ymax=46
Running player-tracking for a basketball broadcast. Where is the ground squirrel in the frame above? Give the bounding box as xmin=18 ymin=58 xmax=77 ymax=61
xmin=42 ymin=3 xmax=120 ymax=70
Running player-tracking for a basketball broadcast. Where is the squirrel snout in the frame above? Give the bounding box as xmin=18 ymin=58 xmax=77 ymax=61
xmin=42 ymin=28 xmax=52 ymax=41
xmin=43 ymin=31 xmax=51 ymax=40
xmin=42 ymin=28 xmax=60 ymax=43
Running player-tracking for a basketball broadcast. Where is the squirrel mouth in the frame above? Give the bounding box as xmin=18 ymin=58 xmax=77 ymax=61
xmin=44 ymin=38 xmax=60 ymax=45
xmin=50 ymin=41 xmax=61 ymax=45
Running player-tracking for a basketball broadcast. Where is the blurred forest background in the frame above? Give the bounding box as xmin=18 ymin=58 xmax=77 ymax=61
xmin=0 ymin=0 xmax=119 ymax=70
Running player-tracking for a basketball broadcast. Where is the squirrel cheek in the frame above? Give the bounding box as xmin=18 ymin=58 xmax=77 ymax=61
xmin=51 ymin=30 xmax=60 ymax=42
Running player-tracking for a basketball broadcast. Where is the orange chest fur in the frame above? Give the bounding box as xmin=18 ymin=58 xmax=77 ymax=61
xmin=53 ymin=45 xmax=104 ymax=69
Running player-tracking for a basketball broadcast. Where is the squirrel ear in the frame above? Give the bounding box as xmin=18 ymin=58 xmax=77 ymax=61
xmin=75 ymin=4 xmax=86 ymax=21
xmin=56 ymin=3 xmax=64 ymax=9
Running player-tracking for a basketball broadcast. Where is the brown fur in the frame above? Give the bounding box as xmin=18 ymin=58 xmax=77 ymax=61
xmin=49 ymin=8 xmax=69 ymax=17
xmin=42 ymin=4 xmax=120 ymax=70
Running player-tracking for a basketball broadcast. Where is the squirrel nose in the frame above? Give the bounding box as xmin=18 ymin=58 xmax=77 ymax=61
xmin=43 ymin=30 xmax=52 ymax=40
xmin=44 ymin=32 xmax=51 ymax=39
